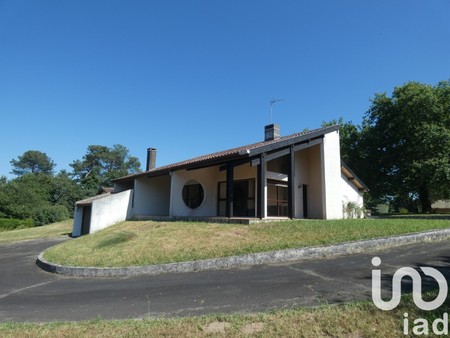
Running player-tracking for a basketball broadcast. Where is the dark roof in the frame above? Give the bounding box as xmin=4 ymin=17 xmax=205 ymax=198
xmin=113 ymin=125 xmax=340 ymax=183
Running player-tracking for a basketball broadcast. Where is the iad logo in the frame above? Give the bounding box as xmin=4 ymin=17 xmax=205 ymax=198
xmin=371 ymin=256 xmax=448 ymax=311
xmin=371 ymin=256 xmax=449 ymax=335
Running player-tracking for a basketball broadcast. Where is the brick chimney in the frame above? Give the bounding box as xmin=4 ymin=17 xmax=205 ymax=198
xmin=264 ymin=124 xmax=280 ymax=141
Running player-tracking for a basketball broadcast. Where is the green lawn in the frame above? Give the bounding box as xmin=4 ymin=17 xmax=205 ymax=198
xmin=0 ymin=293 xmax=444 ymax=337
xmin=43 ymin=218 xmax=450 ymax=267
xmin=0 ymin=220 xmax=72 ymax=244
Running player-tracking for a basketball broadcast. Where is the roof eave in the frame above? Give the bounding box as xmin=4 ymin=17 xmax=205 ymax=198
xmin=341 ymin=161 xmax=369 ymax=192
xmin=112 ymin=153 xmax=249 ymax=183
xmin=112 ymin=125 xmax=340 ymax=184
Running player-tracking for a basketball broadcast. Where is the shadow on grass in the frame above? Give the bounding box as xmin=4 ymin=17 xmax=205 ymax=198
xmin=95 ymin=231 xmax=137 ymax=249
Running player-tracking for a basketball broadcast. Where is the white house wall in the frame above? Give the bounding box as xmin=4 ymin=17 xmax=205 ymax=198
xmin=133 ymin=175 xmax=171 ymax=217
xmin=321 ymin=130 xmax=343 ymax=219
xmin=89 ymin=189 xmax=133 ymax=234
xmin=170 ymin=163 xmax=259 ymax=217
xmin=341 ymin=171 xmax=364 ymax=215
xmin=170 ymin=167 xmax=220 ymax=217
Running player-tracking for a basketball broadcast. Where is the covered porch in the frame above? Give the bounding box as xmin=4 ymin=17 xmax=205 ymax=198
xmin=127 ymin=134 xmax=332 ymax=220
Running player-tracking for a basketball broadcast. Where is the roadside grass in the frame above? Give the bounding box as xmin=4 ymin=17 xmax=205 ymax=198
xmin=43 ymin=218 xmax=450 ymax=267
xmin=0 ymin=294 xmax=446 ymax=337
xmin=0 ymin=220 xmax=72 ymax=244
xmin=380 ymin=214 xmax=450 ymax=219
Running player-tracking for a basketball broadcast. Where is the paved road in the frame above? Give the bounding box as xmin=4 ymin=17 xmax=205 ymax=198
xmin=1 ymin=237 xmax=450 ymax=322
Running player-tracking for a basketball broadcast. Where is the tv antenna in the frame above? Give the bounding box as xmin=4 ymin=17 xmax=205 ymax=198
xmin=269 ymin=98 xmax=284 ymax=123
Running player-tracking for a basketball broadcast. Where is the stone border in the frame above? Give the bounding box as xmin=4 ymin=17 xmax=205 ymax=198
xmin=36 ymin=228 xmax=450 ymax=278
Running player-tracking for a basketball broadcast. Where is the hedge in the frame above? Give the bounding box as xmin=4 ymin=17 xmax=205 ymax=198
xmin=32 ymin=205 xmax=70 ymax=226
xmin=0 ymin=218 xmax=34 ymax=231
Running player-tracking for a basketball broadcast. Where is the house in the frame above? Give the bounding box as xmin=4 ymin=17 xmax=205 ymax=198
xmin=72 ymin=124 xmax=368 ymax=236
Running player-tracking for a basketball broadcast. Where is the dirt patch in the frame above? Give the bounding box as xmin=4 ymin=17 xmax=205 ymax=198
xmin=241 ymin=322 xmax=265 ymax=334
xmin=202 ymin=321 xmax=230 ymax=333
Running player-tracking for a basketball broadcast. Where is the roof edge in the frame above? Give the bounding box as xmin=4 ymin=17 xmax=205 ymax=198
xmin=341 ymin=161 xmax=369 ymax=192
xmin=112 ymin=124 xmax=341 ymax=183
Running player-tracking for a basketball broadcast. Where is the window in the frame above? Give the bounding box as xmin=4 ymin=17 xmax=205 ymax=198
xmin=267 ymin=180 xmax=288 ymax=217
xmin=217 ymin=179 xmax=255 ymax=217
xmin=182 ymin=181 xmax=204 ymax=209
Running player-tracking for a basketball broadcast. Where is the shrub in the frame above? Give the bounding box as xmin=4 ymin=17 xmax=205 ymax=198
xmin=343 ymin=201 xmax=364 ymax=218
xmin=32 ymin=205 xmax=70 ymax=226
xmin=398 ymin=207 xmax=409 ymax=214
xmin=0 ymin=218 xmax=34 ymax=231
xmin=375 ymin=204 xmax=390 ymax=215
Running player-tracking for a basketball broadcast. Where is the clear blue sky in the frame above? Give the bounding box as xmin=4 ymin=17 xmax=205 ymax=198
xmin=1 ymin=1 xmax=449 ymax=177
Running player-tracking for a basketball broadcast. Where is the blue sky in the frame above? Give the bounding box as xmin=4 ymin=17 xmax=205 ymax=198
xmin=1 ymin=1 xmax=449 ymax=177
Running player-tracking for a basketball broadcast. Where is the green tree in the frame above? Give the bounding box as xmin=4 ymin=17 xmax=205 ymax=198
xmin=361 ymin=80 xmax=450 ymax=212
xmin=49 ymin=170 xmax=87 ymax=214
xmin=0 ymin=173 xmax=72 ymax=225
xmin=70 ymin=144 xmax=141 ymax=193
xmin=10 ymin=150 xmax=56 ymax=176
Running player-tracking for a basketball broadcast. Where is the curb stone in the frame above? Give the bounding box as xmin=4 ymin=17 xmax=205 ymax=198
xmin=36 ymin=228 xmax=450 ymax=278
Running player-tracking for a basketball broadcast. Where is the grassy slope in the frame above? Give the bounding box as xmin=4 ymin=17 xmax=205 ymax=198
xmin=0 ymin=294 xmax=445 ymax=337
xmin=0 ymin=220 xmax=72 ymax=244
xmin=44 ymin=218 xmax=450 ymax=267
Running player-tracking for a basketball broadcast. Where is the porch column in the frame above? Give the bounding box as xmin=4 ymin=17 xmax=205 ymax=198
xmin=288 ymin=145 xmax=296 ymax=218
xmin=226 ymin=164 xmax=234 ymax=218
xmin=257 ymin=153 xmax=266 ymax=219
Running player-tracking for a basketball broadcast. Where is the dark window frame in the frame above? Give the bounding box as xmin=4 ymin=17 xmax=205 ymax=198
xmin=217 ymin=178 xmax=256 ymax=217
xmin=182 ymin=182 xmax=204 ymax=209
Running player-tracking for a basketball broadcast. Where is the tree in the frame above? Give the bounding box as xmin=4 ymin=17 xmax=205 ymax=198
xmin=0 ymin=173 xmax=70 ymax=225
xmin=361 ymin=80 xmax=450 ymax=212
xmin=10 ymin=150 xmax=56 ymax=176
xmin=49 ymin=170 xmax=87 ymax=214
xmin=70 ymin=144 xmax=141 ymax=193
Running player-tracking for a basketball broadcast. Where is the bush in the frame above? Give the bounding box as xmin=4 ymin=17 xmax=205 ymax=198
xmin=0 ymin=218 xmax=34 ymax=231
xmin=398 ymin=207 xmax=409 ymax=214
xmin=375 ymin=204 xmax=390 ymax=215
xmin=32 ymin=205 xmax=70 ymax=226
xmin=343 ymin=201 xmax=364 ymax=218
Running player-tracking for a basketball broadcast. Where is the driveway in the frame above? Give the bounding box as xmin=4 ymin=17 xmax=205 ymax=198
xmin=1 ymin=237 xmax=450 ymax=322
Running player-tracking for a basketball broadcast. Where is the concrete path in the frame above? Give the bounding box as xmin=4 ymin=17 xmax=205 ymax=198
xmin=1 ymin=237 xmax=450 ymax=322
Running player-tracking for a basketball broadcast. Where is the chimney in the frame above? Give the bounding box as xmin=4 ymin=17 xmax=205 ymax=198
xmin=264 ymin=124 xmax=280 ymax=141
xmin=146 ymin=148 xmax=157 ymax=171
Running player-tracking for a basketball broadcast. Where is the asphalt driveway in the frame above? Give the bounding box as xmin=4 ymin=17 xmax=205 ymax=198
xmin=1 ymin=237 xmax=450 ymax=322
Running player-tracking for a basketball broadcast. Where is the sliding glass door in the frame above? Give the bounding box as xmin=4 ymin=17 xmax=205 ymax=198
xmin=217 ymin=179 xmax=256 ymax=217
xmin=267 ymin=180 xmax=288 ymax=217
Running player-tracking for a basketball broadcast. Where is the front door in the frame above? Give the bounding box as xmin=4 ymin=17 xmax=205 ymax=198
xmin=80 ymin=205 xmax=92 ymax=236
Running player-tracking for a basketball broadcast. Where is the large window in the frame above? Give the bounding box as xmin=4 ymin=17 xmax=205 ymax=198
xmin=217 ymin=179 xmax=255 ymax=217
xmin=182 ymin=181 xmax=204 ymax=209
xmin=267 ymin=180 xmax=288 ymax=217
